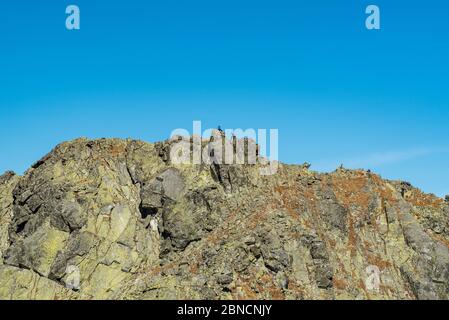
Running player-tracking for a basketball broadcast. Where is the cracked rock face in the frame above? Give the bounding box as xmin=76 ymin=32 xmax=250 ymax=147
xmin=1 ymin=138 xmax=449 ymax=300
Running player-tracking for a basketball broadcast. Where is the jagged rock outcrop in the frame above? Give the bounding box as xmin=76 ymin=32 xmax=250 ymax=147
xmin=0 ymin=137 xmax=448 ymax=300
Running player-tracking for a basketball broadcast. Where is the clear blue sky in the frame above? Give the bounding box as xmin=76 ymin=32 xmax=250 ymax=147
xmin=1 ymin=1 xmax=448 ymax=197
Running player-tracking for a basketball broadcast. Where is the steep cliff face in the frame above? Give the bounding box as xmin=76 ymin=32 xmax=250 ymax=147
xmin=0 ymin=137 xmax=448 ymax=300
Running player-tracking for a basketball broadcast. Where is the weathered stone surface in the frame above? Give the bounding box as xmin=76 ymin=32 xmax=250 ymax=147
xmin=0 ymin=265 xmax=77 ymax=300
xmin=1 ymin=137 xmax=449 ymax=300
xmin=0 ymin=172 xmax=20 ymax=264
xmin=258 ymin=226 xmax=292 ymax=273
xmin=4 ymin=220 xmax=69 ymax=277
xmin=1 ymin=139 xmax=160 ymax=299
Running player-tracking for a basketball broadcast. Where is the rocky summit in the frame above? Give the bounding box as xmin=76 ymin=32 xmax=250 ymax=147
xmin=1 ymin=137 xmax=449 ymax=300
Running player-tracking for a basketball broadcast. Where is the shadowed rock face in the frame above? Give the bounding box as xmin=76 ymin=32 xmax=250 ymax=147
xmin=0 ymin=137 xmax=449 ymax=300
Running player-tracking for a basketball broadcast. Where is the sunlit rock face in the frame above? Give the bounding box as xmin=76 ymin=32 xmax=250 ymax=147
xmin=0 ymin=138 xmax=448 ymax=300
